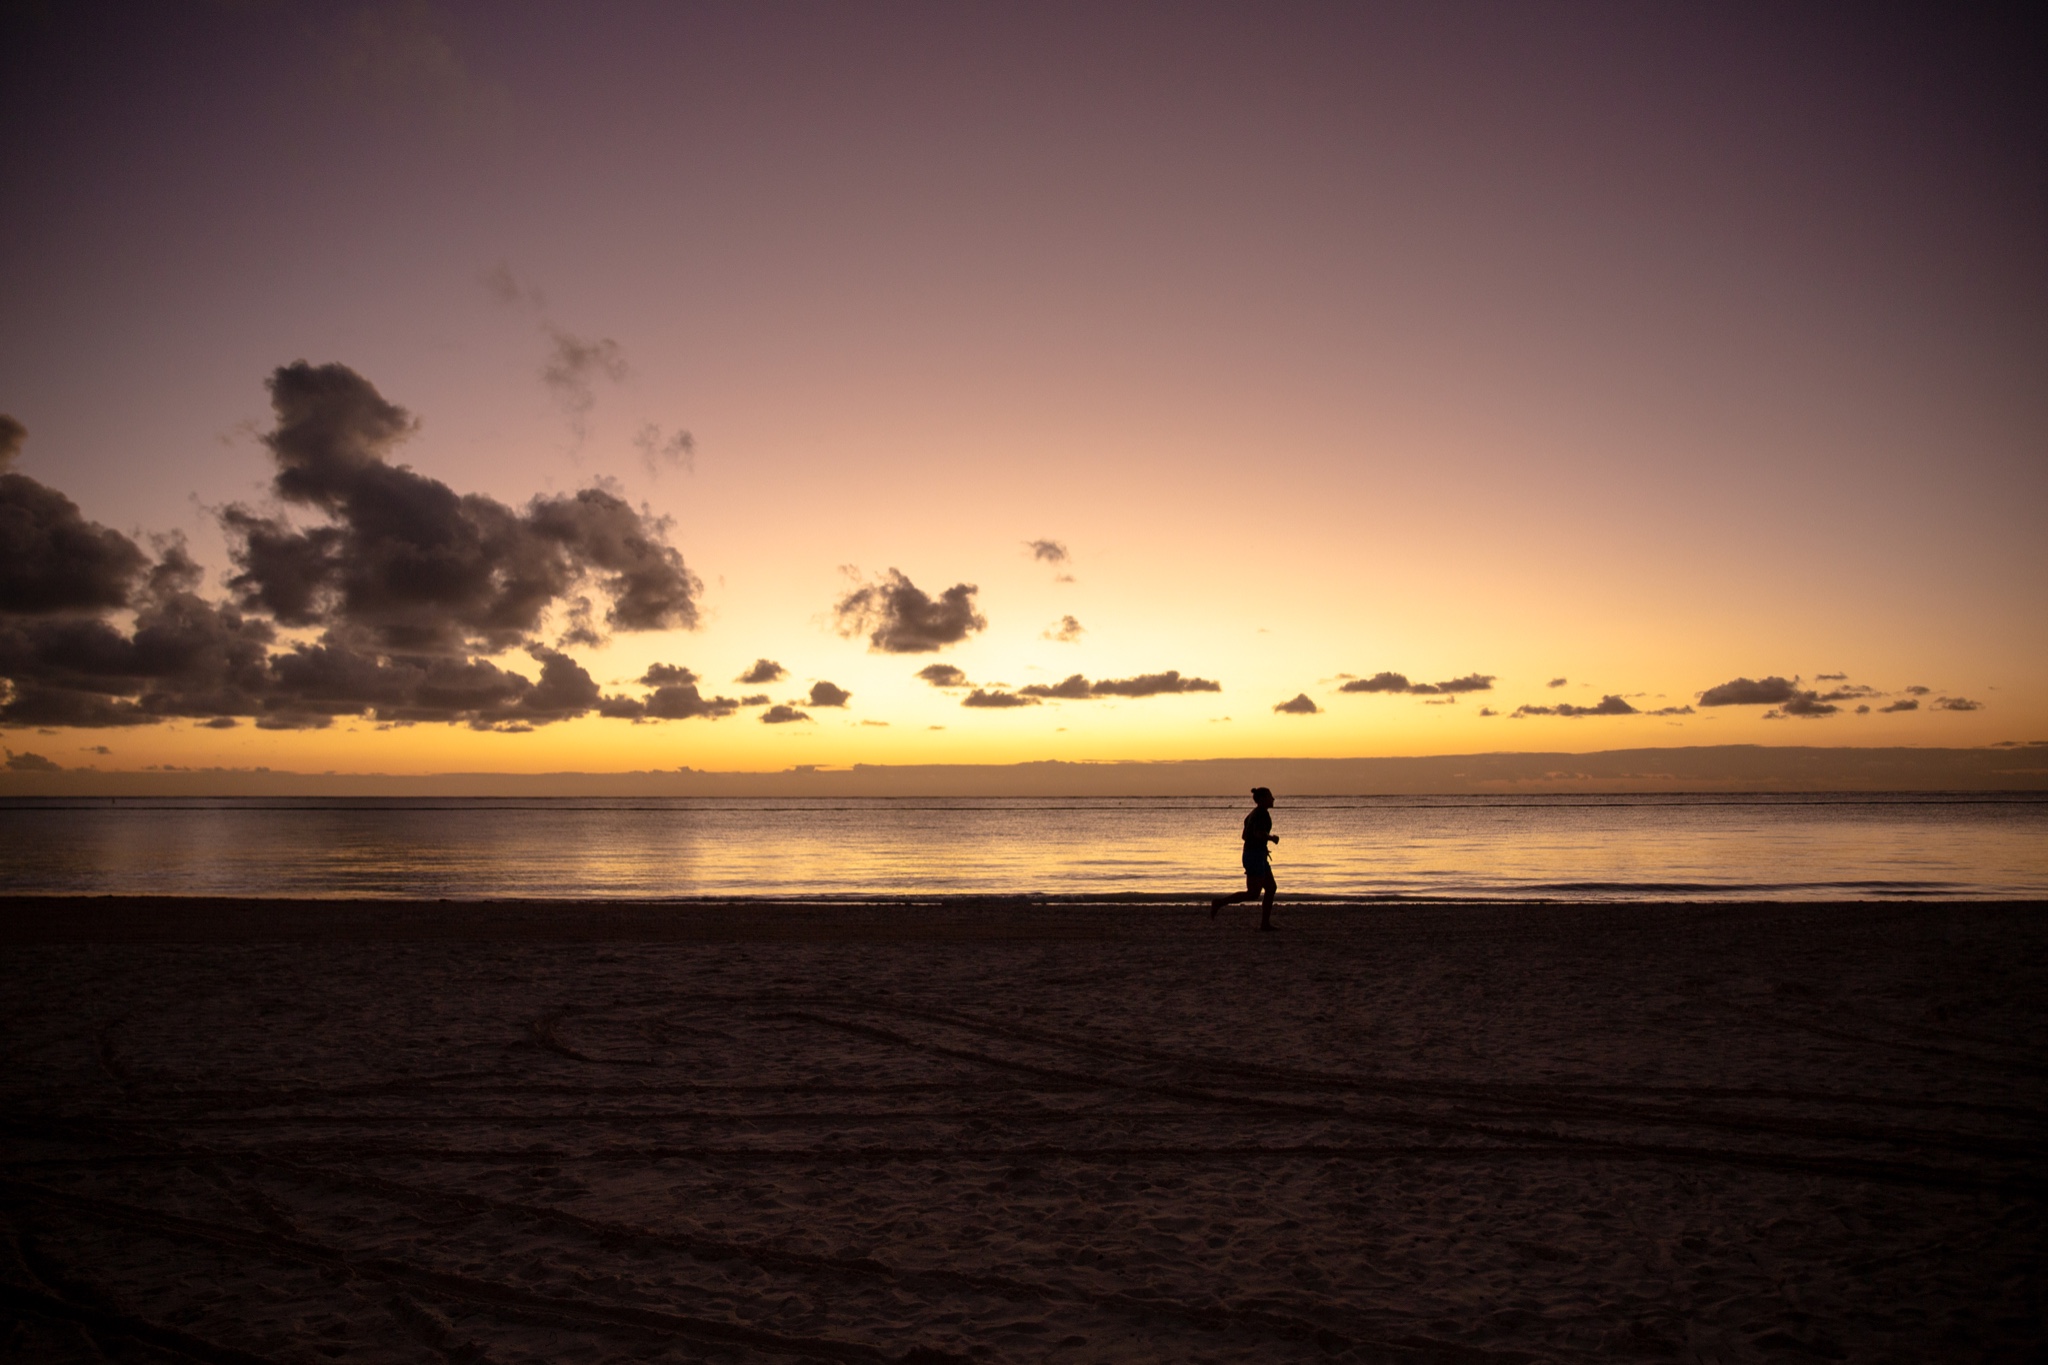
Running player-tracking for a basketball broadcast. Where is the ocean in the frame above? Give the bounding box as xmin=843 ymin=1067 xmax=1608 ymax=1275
xmin=2 ymin=792 xmax=2043 ymax=901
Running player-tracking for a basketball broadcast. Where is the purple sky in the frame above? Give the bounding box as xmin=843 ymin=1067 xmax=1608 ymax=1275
xmin=2 ymin=2 xmax=2042 ymax=778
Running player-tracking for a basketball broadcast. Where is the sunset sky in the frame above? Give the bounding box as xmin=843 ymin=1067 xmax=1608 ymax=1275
xmin=2 ymin=1 xmax=2042 ymax=780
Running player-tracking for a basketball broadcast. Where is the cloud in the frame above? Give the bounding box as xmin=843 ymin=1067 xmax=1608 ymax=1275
xmin=1933 ymin=697 xmax=1983 ymax=712
xmin=736 ymin=659 xmax=786 ymax=684
xmin=541 ymin=327 xmax=628 ymax=441
xmin=760 ymin=704 xmax=810 ymax=724
xmin=1698 ymin=676 xmax=1799 ymax=706
xmin=223 ymin=362 xmax=700 ymax=654
xmin=1044 ymin=615 xmax=1085 ymax=643
xmin=1546 ymin=677 xmax=1567 ymax=688
xmin=1816 ymin=672 xmax=1848 ymax=681
xmin=1646 ymin=705 xmax=1695 ymax=716
xmin=1512 ymin=695 xmax=1640 ymax=718
xmin=1017 ymin=671 xmax=1221 ymax=700
xmin=1776 ymin=692 xmax=1840 ymax=718
xmin=480 ymin=262 xmax=540 ymax=309
xmin=1879 ymin=699 xmax=1919 ymax=713
xmin=1089 ymin=671 xmax=1220 ymax=697
xmin=1338 ymin=671 xmax=1495 ymax=696
xmin=1273 ymin=693 xmax=1320 ymax=715
xmin=1 ymin=364 xmax=711 ymax=732
xmin=833 ymin=569 xmax=986 ymax=653
xmin=1026 ymin=539 xmax=1068 ymax=565
xmin=633 ymin=424 xmax=696 ymax=477
xmin=961 ymin=689 xmax=1038 ymax=708
xmin=1017 ymin=674 xmax=1092 ymax=700
xmin=1478 ymin=707 xmax=1498 ymax=717
xmin=4 ymin=748 xmax=59 ymax=772
xmin=590 ymin=661 xmax=741 ymax=722
xmin=1 ymin=426 xmax=150 ymax=615
xmin=1903 ymin=685 xmax=1932 ymax=696
xmin=807 ymin=680 xmax=851 ymax=708
xmin=740 ymin=694 xmax=770 ymax=706
xmin=0 ymin=414 xmax=23 ymax=470
xmin=1818 ymin=684 xmax=1882 ymax=701
xmin=915 ymin=663 xmax=968 ymax=687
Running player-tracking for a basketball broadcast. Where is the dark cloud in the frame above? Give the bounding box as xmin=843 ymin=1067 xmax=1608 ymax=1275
xmin=1273 ymin=693 xmax=1320 ymax=715
xmin=1478 ymin=707 xmax=1498 ymax=717
xmin=1698 ymin=676 xmax=1799 ymax=706
xmin=1933 ymin=697 xmax=1983 ymax=712
xmin=1017 ymin=671 xmax=1221 ymax=700
xmin=1513 ymin=695 xmax=1640 ymax=718
xmin=223 ymin=362 xmax=699 ymax=653
xmin=1818 ymin=684 xmax=1882 ymax=701
xmin=0 ymin=540 xmax=280 ymax=728
xmin=1546 ymin=677 xmax=1567 ymax=688
xmin=1647 ymin=705 xmax=1695 ymax=716
xmin=961 ymin=689 xmax=1038 ymax=708
xmin=1018 ymin=674 xmax=1093 ymax=700
xmin=633 ymin=423 xmax=695 ymax=477
xmin=1339 ymin=671 xmax=1495 ymax=696
xmin=1044 ymin=614 xmax=1085 ymax=643
xmin=1 ymin=364 xmax=713 ymax=732
xmin=480 ymin=262 xmax=537 ymax=308
xmin=915 ymin=663 xmax=969 ymax=687
xmin=1 ymin=434 xmax=149 ymax=614
xmin=760 ymin=704 xmax=810 ymax=724
xmin=1026 ymin=539 xmax=1069 ymax=564
xmin=833 ymin=569 xmax=985 ymax=653
xmin=737 ymin=659 xmax=786 ymax=684
xmin=1879 ymin=699 xmax=1919 ymax=713
xmin=740 ymin=694 xmax=770 ymax=706
xmin=1903 ymin=685 xmax=1932 ymax=696
xmin=1095 ymin=671 xmax=1220 ymax=697
xmin=4 ymin=749 xmax=59 ymax=772
xmin=541 ymin=326 xmax=627 ymax=440
xmin=200 ymin=717 xmax=239 ymax=729
xmin=808 ymin=680 xmax=851 ymax=708
xmin=1753 ymin=689 xmax=1841 ymax=720
xmin=593 ymin=662 xmax=739 ymax=722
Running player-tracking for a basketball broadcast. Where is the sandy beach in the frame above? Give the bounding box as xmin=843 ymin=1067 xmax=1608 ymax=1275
xmin=2 ymin=898 xmax=2042 ymax=1362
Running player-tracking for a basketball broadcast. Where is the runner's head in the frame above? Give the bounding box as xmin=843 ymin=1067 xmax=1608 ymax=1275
xmin=1251 ymin=787 xmax=1273 ymax=806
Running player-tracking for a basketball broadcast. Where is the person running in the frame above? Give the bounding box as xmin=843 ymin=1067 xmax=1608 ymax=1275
xmin=1210 ymin=786 xmax=1279 ymax=930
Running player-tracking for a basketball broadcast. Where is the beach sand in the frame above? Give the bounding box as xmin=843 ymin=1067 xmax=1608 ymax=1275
xmin=2 ymin=898 xmax=2042 ymax=1362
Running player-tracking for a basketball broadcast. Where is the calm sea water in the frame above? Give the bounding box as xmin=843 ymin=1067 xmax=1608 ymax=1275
xmin=1 ymin=793 xmax=2043 ymax=901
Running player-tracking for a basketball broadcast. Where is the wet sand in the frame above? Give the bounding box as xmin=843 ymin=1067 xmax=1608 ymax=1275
xmin=2 ymin=898 xmax=2043 ymax=1362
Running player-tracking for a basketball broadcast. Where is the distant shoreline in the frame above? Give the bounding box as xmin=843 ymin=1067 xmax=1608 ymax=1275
xmin=1 ymin=743 xmax=2044 ymax=797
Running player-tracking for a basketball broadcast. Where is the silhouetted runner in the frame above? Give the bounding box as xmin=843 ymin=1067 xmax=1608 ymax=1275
xmin=1210 ymin=786 xmax=1278 ymax=930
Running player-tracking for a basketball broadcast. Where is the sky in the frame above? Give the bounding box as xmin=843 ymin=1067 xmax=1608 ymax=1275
xmin=2 ymin=1 xmax=2043 ymax=781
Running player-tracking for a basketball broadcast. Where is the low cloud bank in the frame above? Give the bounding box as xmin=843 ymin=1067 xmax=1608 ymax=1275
xmin=1018 ymin=671 xmax=1220 ymax=700
xmin=1340 ymin=671 xmax=1495 ymax=696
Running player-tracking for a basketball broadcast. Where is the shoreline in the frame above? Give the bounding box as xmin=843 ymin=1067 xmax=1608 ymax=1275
xmin=3 ymin=893 xmax=2038 ymax=944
